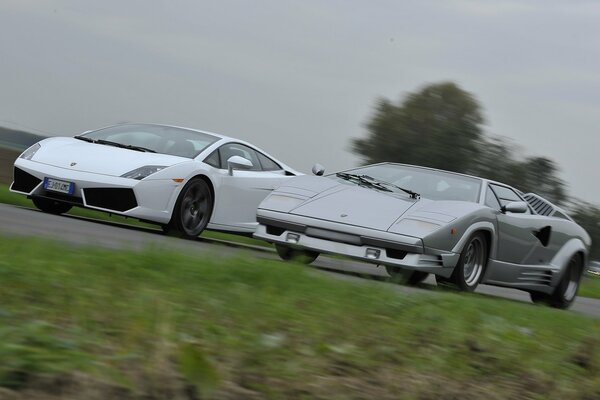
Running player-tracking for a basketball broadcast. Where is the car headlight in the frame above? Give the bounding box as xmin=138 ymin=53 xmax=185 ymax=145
xmin=260 ymin=193 xmax=308 ymax=212
xmin=20 ymin=143 xmax=41 ymax=160
xmin=392 ymin=218 xmax=442 ymax=236
xmin=121 ymin=165 xmax=166 ymax=180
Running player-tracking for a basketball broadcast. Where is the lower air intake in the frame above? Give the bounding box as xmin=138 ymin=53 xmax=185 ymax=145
xmin=11 ymin=167 xmax=41 ymax=193
xmin=84 ymin=188 xmax=138 ymax=212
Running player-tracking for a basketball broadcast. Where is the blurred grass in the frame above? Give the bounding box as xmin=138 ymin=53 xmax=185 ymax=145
xmin=581 ymin=275 xmax=600 ymax=299
xmin=0 ymin=236 xmax=599 ymax=399
xmin=0 ymin=183 xmax=270 ymax=247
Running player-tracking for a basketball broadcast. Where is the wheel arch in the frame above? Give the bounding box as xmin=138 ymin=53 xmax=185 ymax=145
xmin=451 ymin=222 xmax=496 ymax=260
xmin=550 ymin=238 xmax=588 ymax=281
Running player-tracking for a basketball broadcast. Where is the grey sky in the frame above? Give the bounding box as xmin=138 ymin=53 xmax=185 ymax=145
xmin=1 ymin=0 xmax=598 ymax=202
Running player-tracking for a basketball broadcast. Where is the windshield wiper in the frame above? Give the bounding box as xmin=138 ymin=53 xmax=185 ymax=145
xmin=95 ymin=139 xmax=156 ymax=153
xmin=361 ymin=175 xmax=420 ymax=199
xmin=74 ymin=136 xmax=95 ymax=143
xmin=336 ymin=172 xmax=420 ymax=199
xmin=336 ymin=172 xmax=392 ymax=193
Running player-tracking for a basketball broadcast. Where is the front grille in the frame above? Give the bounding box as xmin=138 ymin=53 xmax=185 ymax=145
xmin=266 ymin=225 xmax=286 ymax=236
xmin=386 ymin=249 xmax=407 ymax=260
xmin=83 ymin=188 xmax=137 ymax=212
xmin=523 ymin=193 xmax=554 ymax=216
xmin=11 ymin=167 xmax=41 ymax=193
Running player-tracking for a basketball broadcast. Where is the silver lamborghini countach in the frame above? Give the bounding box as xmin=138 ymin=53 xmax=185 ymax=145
xmin=254 ymin=163 xmax=591 ymax=309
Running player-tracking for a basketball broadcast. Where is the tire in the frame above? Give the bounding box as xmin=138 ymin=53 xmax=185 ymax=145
xmin=275 ymin=244 xmax=319 ymax=264
xmin=32 ymin=197 xmax=72 ymax=215
xmin=166 ymin=178 xmax=213 ymax=239
xmin=386 ymin=266 xmax=428 ymax=285
xmin=530 ymin=253 xmax=582 ymax=309
xmin=441 ymin=232 xmax=488 ymax=292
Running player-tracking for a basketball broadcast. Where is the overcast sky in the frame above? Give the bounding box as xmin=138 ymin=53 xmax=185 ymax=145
xmin=0 ymin=0 xmax=598 ymax=202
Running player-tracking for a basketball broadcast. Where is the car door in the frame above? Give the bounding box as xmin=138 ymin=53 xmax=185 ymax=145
xmin=207 ymin=143 xmax=289 ymax=230
xmin=489 ymin=184 xmax=556 ymax=266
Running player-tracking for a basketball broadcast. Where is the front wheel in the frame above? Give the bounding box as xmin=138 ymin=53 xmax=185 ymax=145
xmin=166 ymin=178 xmax=213 ymax=239
xmin=275 ymin=244 xmax=319 ymax=264
xmin=438 ymin=232 xmax=488 ymax=292
xmin=32 ymin=197 xmax=72 ymax=215
xmin=530 ymin=253 xmax=582 ymax=309
xmin=386 ymin=266 xmax=428 ymax=285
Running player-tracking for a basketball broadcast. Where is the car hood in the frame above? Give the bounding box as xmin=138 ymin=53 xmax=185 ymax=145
xmin=31 ymin=137 xmax=187 ymax=176
xmin=283 ymin=177 xmax=421 ymax=231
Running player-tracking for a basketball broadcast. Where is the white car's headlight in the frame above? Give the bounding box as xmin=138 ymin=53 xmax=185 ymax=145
xmin=20 ymin=143 xmax=41 ymax=160
xmin=393 ymin=218 xmax=442 ymax=236
xmin=121 ymin=165 xmax=166 ymax=180
xmin=260 ymin=193 xmax=308 ymax=212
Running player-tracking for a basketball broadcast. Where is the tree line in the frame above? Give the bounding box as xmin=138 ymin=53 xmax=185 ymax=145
xmin=351 ymin=82 xmax=598 ymax=259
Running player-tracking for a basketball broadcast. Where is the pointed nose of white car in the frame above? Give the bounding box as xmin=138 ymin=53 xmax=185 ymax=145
xmin=33 ymin=137 xmax=187 ymax=176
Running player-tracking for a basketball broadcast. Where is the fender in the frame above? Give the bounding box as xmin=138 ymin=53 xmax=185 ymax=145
xmin=451 ymin=221 xmax=497 ymax=259
xmin=550 ymin=237 xmax=587 ymax=281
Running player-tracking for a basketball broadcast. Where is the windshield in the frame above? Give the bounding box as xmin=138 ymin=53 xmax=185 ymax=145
xmin=79 ymin=124 xmax=219 ymax=158
xmin=338 ymin=164 xmax=482 ymax=203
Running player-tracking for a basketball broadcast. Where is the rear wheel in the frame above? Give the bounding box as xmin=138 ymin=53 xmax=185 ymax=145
xmin=437 ymin=232 xmax=487 ymax=292
xmin=386 ymin=267 xmax=428 ymax=285
xmin=32 ymin=197 xmax=72 ymax=215
xmin=275 ymin=244 xmax=319 ymax=264
xmin=530 ymin=253 xmax=582 ymax=309
xmin=166 ymin=178 xmax=213 ymax=239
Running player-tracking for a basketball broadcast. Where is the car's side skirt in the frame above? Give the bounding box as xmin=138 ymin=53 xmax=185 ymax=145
xmin=483 ymin=259 xmax=559 ymax=294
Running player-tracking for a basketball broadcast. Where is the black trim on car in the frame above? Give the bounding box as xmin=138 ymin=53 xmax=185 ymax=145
xmin=11 ymin=167 xmax=41 ymax=193
xmin=83 ymin=188 xmax=138 ymax=212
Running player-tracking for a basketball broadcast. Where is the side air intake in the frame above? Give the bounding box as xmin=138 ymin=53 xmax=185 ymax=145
xmin=11 ymin=167 xmax=42 ymax=193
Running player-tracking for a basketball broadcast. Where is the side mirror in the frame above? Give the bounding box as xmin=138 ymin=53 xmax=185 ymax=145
xmin=501 ymin=201 xmax=528 ymax=214
xmin=312 ymin=163 xmax=325 ymax=176
xmin=227 ymin=155 xmax=253 ymax=175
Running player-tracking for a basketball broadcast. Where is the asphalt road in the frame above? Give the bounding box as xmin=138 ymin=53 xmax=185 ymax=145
xmin=1 ymin=203 xmax=598 ymax=318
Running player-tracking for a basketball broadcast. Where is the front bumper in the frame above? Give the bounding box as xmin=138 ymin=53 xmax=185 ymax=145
xmin=255 ymin=209 xmax=459 ymax=276
xmin=11 ymin=159 xmax=182 ymax=224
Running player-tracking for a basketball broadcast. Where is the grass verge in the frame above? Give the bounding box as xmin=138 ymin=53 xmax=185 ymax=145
xmin=0 ymin=183 xmax=270 ymax=248
xmin=0 ymin=236 xmax=599 ymax=399
xmin=581 ymin=275 xmax=600 ymax=299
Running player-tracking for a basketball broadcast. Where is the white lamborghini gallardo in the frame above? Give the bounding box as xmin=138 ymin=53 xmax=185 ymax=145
xmin=11 ymin=123 xmax=299 ymax=238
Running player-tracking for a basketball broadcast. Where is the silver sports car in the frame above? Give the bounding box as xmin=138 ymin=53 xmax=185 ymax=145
xmin=254 ymin=163 xmax=591 ymax=309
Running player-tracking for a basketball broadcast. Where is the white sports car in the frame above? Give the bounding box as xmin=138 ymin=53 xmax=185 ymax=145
xmin=11 ymin=123 xmax=299 ymax=237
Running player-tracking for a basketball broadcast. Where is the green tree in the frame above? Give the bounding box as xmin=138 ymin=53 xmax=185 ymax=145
xmin=352 ymin=82 xmax=485 ymax=173
xmin=353 ymin=81 xmax=567 ymax=205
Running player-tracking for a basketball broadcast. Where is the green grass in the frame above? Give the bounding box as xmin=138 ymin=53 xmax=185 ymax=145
xmin=580 ymin=275 xmax=600 ymax=299
xmin=0 ymin=236 xmax=599 ymax=399
xmin=0 ymin=183 xmax=270 ymax=247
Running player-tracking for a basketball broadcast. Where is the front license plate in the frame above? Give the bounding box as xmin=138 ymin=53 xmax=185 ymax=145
xmin=43 ymin=177 xmax=74 ymax=195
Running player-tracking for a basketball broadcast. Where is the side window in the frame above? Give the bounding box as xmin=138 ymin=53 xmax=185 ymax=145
xmin=203 ymin=149 xmax=220 ymax=168
xmin=490 ymin=184 xmax=530 ymax=213
xmin=217 ymin=143 xmax=261 ymax=171
xmin=256 ymin=152 xmax=282 ymax=171
xmin=484 ymin=187 xmax=501 ymax=209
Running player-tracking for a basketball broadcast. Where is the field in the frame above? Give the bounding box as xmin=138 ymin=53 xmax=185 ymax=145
xmin=0 ymin=236 xmax=599 ymax=399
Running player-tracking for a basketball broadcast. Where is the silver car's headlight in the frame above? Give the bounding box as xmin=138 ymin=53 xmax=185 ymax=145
xmin=260 ymin=193 xmax=308 ymax=212
xmin=121 ymin=165 xmax=166 ymax=180
xmin=393 ymin=218 xmax=442 ymax=236
xmin=20 ymin=143 xmax=41 ymax=160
